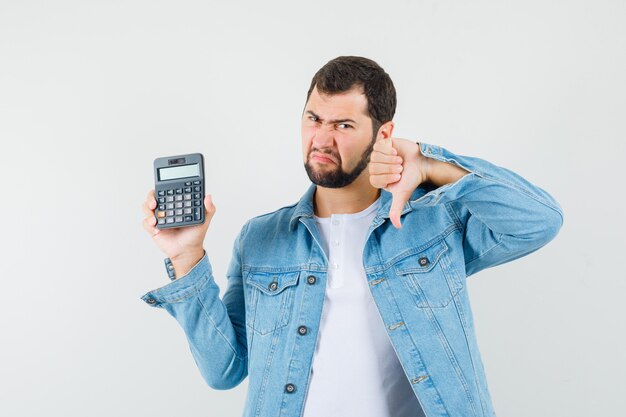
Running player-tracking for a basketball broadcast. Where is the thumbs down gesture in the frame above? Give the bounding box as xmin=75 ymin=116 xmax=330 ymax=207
xmin=369 ymin=138 xmax=429 ymax=229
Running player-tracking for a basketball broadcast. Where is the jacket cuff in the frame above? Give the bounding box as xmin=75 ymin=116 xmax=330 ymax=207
xmin=140 ymin=251 xmax=212 ymax=307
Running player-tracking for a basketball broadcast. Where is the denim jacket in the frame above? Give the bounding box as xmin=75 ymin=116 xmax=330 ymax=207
xmin=141 ymin=141 xmax=564 ymax=417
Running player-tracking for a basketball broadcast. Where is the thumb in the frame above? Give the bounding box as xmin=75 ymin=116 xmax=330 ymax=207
xmin=389 ymin=190 xmax=412 ymax=229
xmin=205 ymin=194 xmax=216 ymax=216
xmin=378 ymin=136 xmax=397 ymax=156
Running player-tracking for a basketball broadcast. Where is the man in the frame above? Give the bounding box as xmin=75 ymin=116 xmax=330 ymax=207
xmin=140 ymin=56 xmax=563 ymax=417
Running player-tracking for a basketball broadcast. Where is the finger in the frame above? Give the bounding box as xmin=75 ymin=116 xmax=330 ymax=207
xmin=389 ymin=190 xmax=412 ymax=229
xmin=370 ymin=173 xmax=402 ymax=188
xmin=147 ymin=189 xmax=155 ymax=204
xmin=370 ymin=151 xmax=403 ymax=165
xmin=144 ymin=190 xmax=156 ymax=211
xmin=204 ymin=194 xmax=216 ymax=217
xmin=369 ymin=162 xmax=403 ymax=175
xmin=142 ymin=216 xmax=159 ymax=236
xmin=142 ymin=200 xmax=155 ymax=218
xmin=373 ymin=137 xmax=396 ymax=154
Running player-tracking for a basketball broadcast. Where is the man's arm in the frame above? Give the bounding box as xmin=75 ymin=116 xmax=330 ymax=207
xmin=413 ymin=141 xmax=564 ymax=277
xmin=370 ymin=138 xmax=563 ymax=275
xmin=140 ymin=222 xmax=250 ymax=389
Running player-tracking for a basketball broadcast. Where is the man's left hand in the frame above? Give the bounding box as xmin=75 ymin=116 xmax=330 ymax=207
xmin=369 ymin=137 xmax=429 ymax=229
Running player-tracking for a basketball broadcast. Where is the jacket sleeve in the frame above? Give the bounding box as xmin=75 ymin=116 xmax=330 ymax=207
xmin=140 ymin=221 xmax=250 ymax=390
xmin=412 ymin=142 xmax=564 ymax=277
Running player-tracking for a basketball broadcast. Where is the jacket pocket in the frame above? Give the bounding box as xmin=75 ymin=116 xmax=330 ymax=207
xmin=245 ymin=270 xmax=300 ymax=335
xmin=393 ymin=239 xmax=463 ymax=308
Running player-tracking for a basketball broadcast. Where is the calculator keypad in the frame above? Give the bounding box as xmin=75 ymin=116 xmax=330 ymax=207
xmin=156 ymin=183 xmax=203 ymax=227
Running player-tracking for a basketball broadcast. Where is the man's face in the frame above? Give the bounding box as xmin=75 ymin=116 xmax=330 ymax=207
xmin=301 ymin=85 xmax=378 ymax=188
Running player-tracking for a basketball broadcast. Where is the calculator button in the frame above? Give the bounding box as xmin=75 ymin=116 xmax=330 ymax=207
xmin=158 ymin=204 xmax=165 ymax=210
xmin=175 ymin=188 xmax=183 ymax=194
xmin=175 ymin=209 xmax=183 ymax=215
xmin=184 ymin=215 xmax=193 ymax=222
xmin=193 ymin=201 xmax=201 ymax=206
xmin=166 ymin=218 xmax=174 ymax=224
xmin=194 ymin=186 xmax=201 ymax=192
xmin=175 ymin=216 xmax=183 ymax=223
xmin=193 ymin=180 xmax=200 ymax=185
xmin=194 ymin=213 xmax=201 ymax=221
xmin=184 ymin=208 xmax=192 ymax=214
xmin=194 ymin=207 xmax=201 ymax=215
xmin=175 ymin=202 xmax=183 ymax=209
xmin=158 ymin=197 xmax=165 ymax=203
xmin=166 ymin=210 xmax=174 ymax=216
xmin=167 ymin=189 xmax=174 ymax=195
xmin=157 ymin=190 xmax=165 ymax=196
xmin=184 ymin=194 xmax=192 ymax=200
xmin=184 ymin=201 xmax=192 ymax=208
xmin=166 ymin=196 xmax=174 ymax=202
xmin=184 ymin=187 xmax=192 ymax=193
xmin=166 ymin=203 xmax=174 ymax=209
xmin=184 ymin=181 xmax=192 ymax=186
xmin=174 ymin=195 xmax=183 ymax=201
xmin=194 ymin=193 xmax=201 ymax=199
xmin=157 ymin=211 xmax=166 ymax=218
xmin=158 ymin=218 xmax=165 ymax=225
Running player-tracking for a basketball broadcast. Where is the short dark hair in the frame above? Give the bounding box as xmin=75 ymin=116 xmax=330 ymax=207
xmin=305 ymin=56 xmax=397 ymax=135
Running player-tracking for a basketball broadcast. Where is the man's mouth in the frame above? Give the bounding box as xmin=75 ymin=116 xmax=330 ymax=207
xmin=311 ymin=153 xmax=337 ymax=164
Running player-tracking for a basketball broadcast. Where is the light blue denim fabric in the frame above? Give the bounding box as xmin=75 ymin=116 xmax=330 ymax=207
xmin=141 ymin=141 xmax=564 ymax=417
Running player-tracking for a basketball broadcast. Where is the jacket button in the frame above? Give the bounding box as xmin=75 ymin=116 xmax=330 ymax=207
xmin=146 ymin=298 xmax=156 ymax=305
xmin=268 ymin=281 xmax=278 ymax=291
xmin=298 ymin=325 xmax=308 ymax=335
xmin=307 ymin=275 xmax=316 ymax=285
xmin=285 ymin=383 xmax=296 ymax=393
xmin=418 ymin=257 xmax=429 ymax=267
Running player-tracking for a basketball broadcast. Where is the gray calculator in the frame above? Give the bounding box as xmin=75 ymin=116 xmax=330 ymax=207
xmin=153 ymin=153 xmax=205 ymax=229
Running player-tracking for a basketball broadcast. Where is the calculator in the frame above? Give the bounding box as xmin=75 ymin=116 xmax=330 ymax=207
xmin=153 ymin=153 xmax=205 ymax=229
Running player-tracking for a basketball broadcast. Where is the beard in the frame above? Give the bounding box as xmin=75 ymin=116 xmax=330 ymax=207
xmin=304 ymin=135 xmax=376 ymax=188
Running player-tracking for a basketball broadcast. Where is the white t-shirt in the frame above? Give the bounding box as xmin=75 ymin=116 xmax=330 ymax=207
xmin=302 ymin=196 xmax=425 ymax=417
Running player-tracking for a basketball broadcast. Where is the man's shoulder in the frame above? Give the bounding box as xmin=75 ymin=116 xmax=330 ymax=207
xmin=245 ymin=200 xmax=300 ymax=230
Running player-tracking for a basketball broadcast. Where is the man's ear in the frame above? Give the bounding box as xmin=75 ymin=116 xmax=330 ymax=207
xmin=376 ymin=120 xmax=395 ymax=140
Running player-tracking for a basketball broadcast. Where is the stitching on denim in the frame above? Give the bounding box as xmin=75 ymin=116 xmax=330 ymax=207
xmin=450 ymin=278 xmax=487 ymax=417
xmin=382 ymin=273 xmax=450 ymax=416
xmin=465 ymin=237 xmax=504 ymax=267
xmin=254 ymin=320 xmax=282 ymax=417
xmin=464 ymin=167 xmax=563 ymax=217
xmin=196 ymin=290 xmax=245 ymax=362
xmin=385 ymin=225 xmax=456 ymax=268
xmin=423 ymin=305 xmax=480 ymax=417
xmin=444 ymin=201 xmax=463 ymax=231
xmin=159 ymin=272 xmax=212 ymax=303
xmin=427 ymin=149 xmax=563 ymax=220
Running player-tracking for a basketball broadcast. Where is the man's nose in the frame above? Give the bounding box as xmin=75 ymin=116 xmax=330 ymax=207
xmin=312 ymin=123 xmax=335 ymax=147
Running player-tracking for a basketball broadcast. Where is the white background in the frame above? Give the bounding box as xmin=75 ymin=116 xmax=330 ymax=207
xmin=1 ymin=1 xmax=624 ymax=416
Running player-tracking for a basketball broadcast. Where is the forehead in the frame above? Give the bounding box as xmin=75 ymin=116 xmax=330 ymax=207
xmin=305 ymin=85 xmax=370 ymax=119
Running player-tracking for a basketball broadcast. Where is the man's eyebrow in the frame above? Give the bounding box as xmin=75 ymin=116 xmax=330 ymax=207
xmin=305 ymin=110 xmax=357 ymax=125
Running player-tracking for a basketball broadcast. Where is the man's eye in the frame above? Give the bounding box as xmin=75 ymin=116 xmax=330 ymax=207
xmin=337 ymin=123 xmax=352 ymax=129
xmin=308 ymin=116 xmax=318 ymax=122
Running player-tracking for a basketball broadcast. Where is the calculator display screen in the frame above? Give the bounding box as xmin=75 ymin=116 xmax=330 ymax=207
xmin=158 ymin=163 xmax=200 ymax=181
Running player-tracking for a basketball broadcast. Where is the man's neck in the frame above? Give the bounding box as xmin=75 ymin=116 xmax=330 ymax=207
xmin=313 ymin=175 xmax=381 ymax=218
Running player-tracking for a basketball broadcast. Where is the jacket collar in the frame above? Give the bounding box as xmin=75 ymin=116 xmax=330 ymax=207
xmin=288 ymin=182 xmax=414 ymax=231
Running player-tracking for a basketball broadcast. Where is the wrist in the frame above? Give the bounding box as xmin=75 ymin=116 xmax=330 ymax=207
xmin=416 ymin=141 xmax=430 ymax=184
xmin=170 ymin=248 xmax=205 ymax=279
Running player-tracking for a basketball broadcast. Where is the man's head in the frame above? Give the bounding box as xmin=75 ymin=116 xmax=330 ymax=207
xmin=301 ymin=56 xmax=396 ymax=188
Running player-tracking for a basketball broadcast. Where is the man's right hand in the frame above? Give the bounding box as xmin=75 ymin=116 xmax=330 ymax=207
xmin=141 ymin=190 xmax=217 ymax=278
